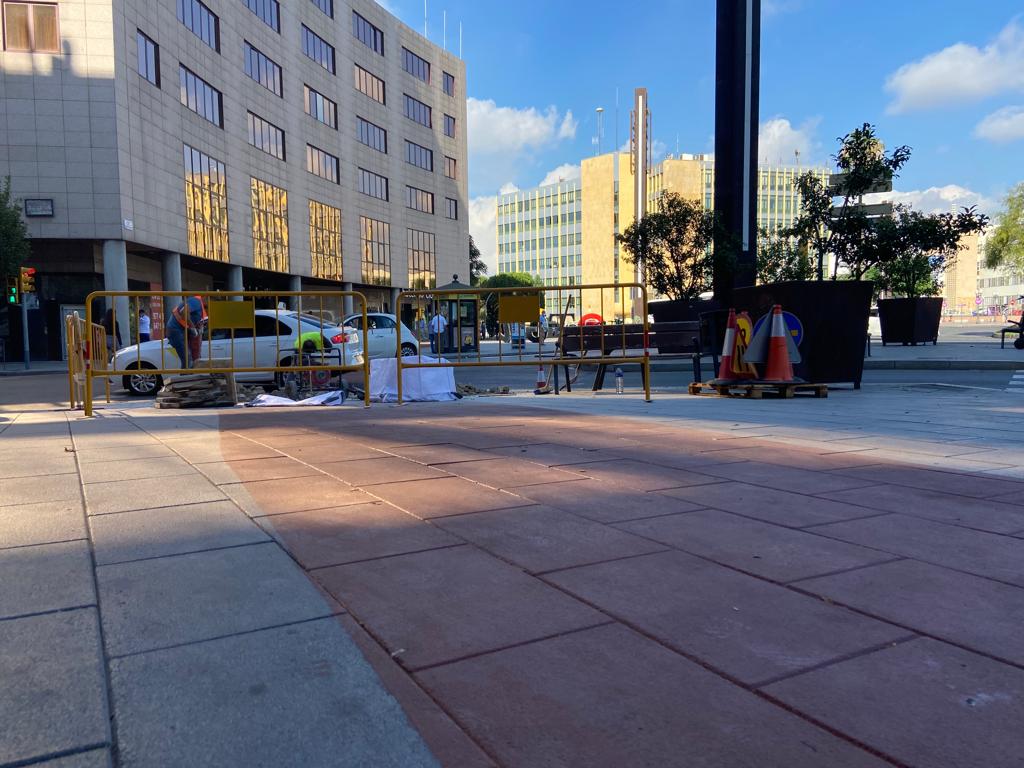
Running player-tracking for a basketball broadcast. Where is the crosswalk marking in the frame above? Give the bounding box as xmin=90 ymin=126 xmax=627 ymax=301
xmin=1009 ymin=371 xmax=1024 ymax=394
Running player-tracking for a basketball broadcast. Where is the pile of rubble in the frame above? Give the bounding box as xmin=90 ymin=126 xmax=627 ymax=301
xmin=456 ymin=383 xmax=511 ymax=397
xmin=154 ymin=358 xmax=262 ymax=409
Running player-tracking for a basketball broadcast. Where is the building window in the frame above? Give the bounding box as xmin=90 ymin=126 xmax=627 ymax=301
xmin=306 ymin=144 xmax=339 ymax=184
xmin=353 ymin=64 xmax=385 ymax=104
xmin=136 ymin=30 xmax=159 ymax=86
xmin=360 ymin=216 xmax=390 ymax=286
xmin=251 ymin=177 xmax=288 ymax=272
xmin=310 ymin=0 xmax=332 ymax=18
xmin=401 ymin=47 xmax=429 ymax=83
xmin=301 ymin=25 xmax=335 ymax=74
xmin=304 ymin=85 xmax=337 ymax=128
xmin=2 ymin=1 xmax=57 ymax=52
xmin=403 ymin=94 xmax=431 ymax=128
xmin=444 ymin=114 xmax=456 ymax=138
xmin=443 ymin=71 xmax=455 ymax=97
xmin=443 ymin=155 xmax=456 ymax=180
xmin=183 ymin=144 xmax=229 ymax=263
xmin=445 ymin=197 xmax=458 ymax=220
xmin=243 ymin=42 xmax=282 ymax=97
xmin=358 ymin=168 xmax=389 ymax=201
xmin=404 ymin=140 xmax=433 ymax=172
xmin=405 ymin=186 xmax=434 ymax=215
xmin=352 ymin=10 xmax=383 ymax=54
xmin=247 ymin=112 xmax=285 ymax=160
xmin=243 ymin=0 xmax=278 ymax=32
xmin=179 ymin=65 xmax=223 ymax=127
xmin=356 ymin=116 xmax=387 ymax=153
xmin=177 ymin=0 xmax=218 ymax=51
xmin=407 ymin=229 xmax=436 ymax=289
xmin=309 ymin=200 xmax=342 ymax=281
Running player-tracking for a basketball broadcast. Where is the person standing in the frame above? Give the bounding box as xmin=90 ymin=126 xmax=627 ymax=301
xmin=538 ymin=309 xmax=549 ymax=341
xmin=138 ymin=308 xmax=151 ymax=343
xmin=428 ymin=309 xmax=448 ymax=355
xmin=101 ymin=308 xmax=121 ymax=356
xmin=166 ymin=296 xmax=205 ymax=369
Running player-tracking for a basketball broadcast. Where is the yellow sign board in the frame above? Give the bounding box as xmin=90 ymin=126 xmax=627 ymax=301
xmin=209 ymin=300 xmax=255 ymax=329
xmin=498 ymin=294 xmax=541 ymax=324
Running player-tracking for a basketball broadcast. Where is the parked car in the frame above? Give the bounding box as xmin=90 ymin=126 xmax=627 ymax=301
xmin=113 ymin=310 xmax=362 ymax=395
xmin=343 ymin=312 xmax=420 ymax=357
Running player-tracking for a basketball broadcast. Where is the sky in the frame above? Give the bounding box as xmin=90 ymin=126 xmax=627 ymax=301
xmin=379 ymin=0 xmax=1024 ymax=272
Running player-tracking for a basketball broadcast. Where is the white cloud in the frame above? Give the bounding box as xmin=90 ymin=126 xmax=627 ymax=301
xmin=469 ymin=195 xmax=498 ymax=275
xmin=974 ymin=105 xmax=1024 ymax=142
xmin=373 ymin=0 xmax=396 ymax=15
xmin=538 ymin=163 xmax=581 ymax=187
xmin=499 ymin=182 xmax=520 ymax=195
xmin=467 ymin=98 xmax=577 ymax=155
xmin=763 ymin=0 xmax=802 ymax=17
xmin=758 ymin=116 xmax=822 ymax=165
xmin=884 ymin=20 xmax=1024 ymax=113
xmin=866 ymin=185 xmax=998 ymax=215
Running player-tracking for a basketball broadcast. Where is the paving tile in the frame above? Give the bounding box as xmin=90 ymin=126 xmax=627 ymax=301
xmin=89 ymin=501 xmax=270 ymax=565
xmin=221 ymin=475 xmax=372 ymax=517
xmin=486 ymin=442 xmax=627 ymax=467
xmin=417 ymin=623 xmax=888 ymax=768
xmin=386 ymin=442 xmax=497 ymax=466
xmin=109 ymin=617 xmax=438 ymax=768
xmin=195 ymin=456 xmax=321 ymax=485
xmin=702 ymin=446 xmax=880 ymax=471
xmin=442 ymin=457 xmax=584 ymax=490
xmin=812 ymin=514 xmax=1024 ymax=587
xmin=262 ymin=502 xmax=460 ymax=569
xmin=96 ymin=542 xmax=337 ymax=656
xmin=546 ymin=550 xmax=906 ymax=685
xmin=33 ymin=748 xmax=112 ymax=767
xmin=434 ymin=505 xmax=666 ymax=573
xmin=271 ymin=439 xmax=384 ymax=463
xmin=316 ymin=546 xmax=604 ymax=669
xmin=796 ymin=559 xmax=1024 ymax=665
xmin=819 ymin=484 xmax=1024 ymax=534
xmin=830 ymin=464 xmax=1024 ymax=499
xmin=509 ymin=480 xmax=706 ymax=523
xmin=829 ymin=435 xmax=990 ymax=458
xmin=0 ymin=498 xmax=87 ymax=549
xmin=0 ymin=473 xmax=81 ymax=506
xmin=694 ymin=461 xmax=876 ymax=494
xmin=75 ymin=443 xmax=177 ymax=463
xmin=0 ymin=540 xmax=95 ymax=619
xmin=658 ymin=482 xmax=880 ymax=527
xmin=0 ymin=455 xmax=76 ymax=479
xmin=314 ymin=456 xmax=449 ymax=486
xmin=165 ymin=436 xmax=281 ymax=464
xmin=616 ymin=509 xmax=895 ymax=582
xmin=369 ymin=476 xmax=532 ymax=519
xmin=448 ymin=429 xmax=549 ymax=450
xmin=0 ymin=609 xmax=109 ymax=766
xmin=84 ymin=475 xmax=227 ymax=515
xmin=79 ymin=455 xmax=200 ymax=484
xmin=764 ymin=638 xmax=1024 ymax=768
xmin=560 ymin=459 xmax=722 ymax=492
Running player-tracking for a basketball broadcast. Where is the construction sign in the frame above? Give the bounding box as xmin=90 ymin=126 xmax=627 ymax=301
xmin=746 ymin=309 xmax=802 ymax=365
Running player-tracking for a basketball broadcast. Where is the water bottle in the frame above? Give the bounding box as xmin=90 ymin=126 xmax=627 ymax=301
xmin=615 ymin=366 xmax=624 ymax=394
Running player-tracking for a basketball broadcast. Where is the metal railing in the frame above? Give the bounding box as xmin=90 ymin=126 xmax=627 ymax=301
xmin=82 ymin=290 xmax=370 ymax=416
xmin=66 ymin=312 xmax=110 ymax=410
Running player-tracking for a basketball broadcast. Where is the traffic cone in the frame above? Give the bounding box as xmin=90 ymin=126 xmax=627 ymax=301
xmin=534 ymin=364 xmax=551 ymax=395
xmin=713 ymin=309 xmax=744 ymax=383
xmin=763 ymin=305 xmax=796 ymax=382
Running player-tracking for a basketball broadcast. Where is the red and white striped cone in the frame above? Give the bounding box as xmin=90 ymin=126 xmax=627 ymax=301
xmin=712 ymin=309 xmax=743 ymax=384
xmin=534 ymin=364 xmax=551 ymax=395
xmin=763 ymin=305 xmax=796 ymax=382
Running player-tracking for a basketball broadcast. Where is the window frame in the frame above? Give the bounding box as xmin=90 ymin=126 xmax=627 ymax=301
xmin=358 ymin=168 xmax=389 ymax=202
xmin=176 ymin=0 xmax=219 ymax=52
xmin=303 ymin=84 xmax=337 ymax=129
xmin=443 ymin=114 xmax=456 ymax=138
xmin=443 ymin=155 xmax=457 ymax=180
xmin=301 ymin=24 xmax=335 ymax=74
xmin=352 ymin=10 xmax=383 ymax=55
xmin=309 ymin=0 xmax=332 ymax=18
xmin=353 ymin=63 xmax=385 ymax=105
xmin=136 ymin=29 xmax=160 ymax=87
xmin=2 ymin=1 xmax=59 ymax=53
xmin=401 ymin=46 xmax=430 ymax=83
xmin=442 ymin=71 xmax=455 ymax=97
xmin=306 ymin=144 xmax=340 ymax=184
xmin=404 ymin=140 xmax=433 ymax=172
xmin=179 ymin=65 xmax=223 ymax=128
xmin=242 ymin=0 xmax=279 ymax=33
xmin=445 ymin=197 xmax=458 ymax=220
xmin=247 ymin=111 xmax=286 ymax=160
xmin=356 ymin=116 xmax=387 ymax=154
xmin=403 ymin=94 xmax=432 ymax=128
xmin=243 ymin=41 xmax=282 ymax=97
xmin=405 ymin=185 xmax=434 ymax=215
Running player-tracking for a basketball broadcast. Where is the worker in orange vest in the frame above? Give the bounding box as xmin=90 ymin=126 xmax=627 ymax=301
xmin=166 ymin=296 xmax=206 ymax=368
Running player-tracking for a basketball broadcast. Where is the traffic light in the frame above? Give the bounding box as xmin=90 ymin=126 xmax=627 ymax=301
xmin=5 ymin=276 xmax=18 ymax=305
xmin=19 ymin=267 xmax=35 ymax=294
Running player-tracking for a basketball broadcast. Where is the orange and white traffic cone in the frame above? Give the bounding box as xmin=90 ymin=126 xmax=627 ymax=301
xmin=534 ymin=364 xmax=550 ymax=395
xmin=763 ymin=305 xmax=796 ymax=382
xmin=713 ymin=309 xmax=743 ymax=383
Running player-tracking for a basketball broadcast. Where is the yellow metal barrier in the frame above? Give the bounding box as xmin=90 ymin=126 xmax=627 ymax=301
xmin=83 ymin=290 xmax=370 ymax=417
xmin=395 ymin=282 xmax=651 ymax=404
xmin=66 ymin=312 xmax=109 ymax=410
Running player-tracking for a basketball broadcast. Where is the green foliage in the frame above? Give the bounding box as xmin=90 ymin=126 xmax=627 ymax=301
xmin=0 ymin=177 xmax=30 ymax=278
xmin=757 ymin=227 xmax=814 ymax=283
xmin=469 ymin=235 xmax=488 ymax=286
xmin=480 ymin=272 xmax=542 ymax=335
xmin=984 ymin=182 xmax=1024 ymax=272
xmin=616 ymin=193 xmax=717 ymax=301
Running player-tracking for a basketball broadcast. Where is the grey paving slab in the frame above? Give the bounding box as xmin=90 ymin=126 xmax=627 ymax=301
xmin=0 ymin=454 xmax=76 ymax=479
xmin=163 ymin=435 xmax=282 ymax=464
xmin=508 ymin=480 xmax=706 ymax=523
xmin=0 ymin=609 xmax=110 ymax=766
xmin=417 ymin=623 xmax=888 ymax=768
xmin=693 ymin=461 xmax=878 ymax=495
xmin=96 ymin=542 xmax=337 ymax=656
xmin=830 ymin=463 xmax=1024 ymax=498
xmin=811 ymin=513 xmax=1024 ymax=587
xmin=32 ymin=748 xmax=112 ymax=767
xmin=0 ymin=474 xmax=81 ymax=506
xmin=194 ymin=456 xmax=322 ymax=485
xmin=764 ymin=638 xmax=1024 ymax=768
xmin=0 ymin=499 xmax=87 ymax=548
xmin=78 ymin=456 xmax=200 ymax=485
xmin=563 ymin=459 xmax=722 ymax=492
xmin=74 ymin=443 xmax=177 ymax=463
xmin=0 ymin=540 xmax=95 ymax=619
xmin=89 ymin=501 xmax=270 ymax=565
xmin=616 ymin=509 xmax=896 ymax=582
xmin=796 ymin=559 xmax=1024 ymax=665
xmin=84 ymin=476 xmax=227 ymax=516
xmin=109 ymin=617 xmax=438 ymax=768
xmin=546 ymin=550 xmax=907 ymax=685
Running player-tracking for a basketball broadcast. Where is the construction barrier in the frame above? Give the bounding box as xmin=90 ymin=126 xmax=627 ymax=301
xmin=394 ymin=282 xmax=651 ymax=404
xmin=82 ymin=290 xmax=370 ymax=417
xmin=66 ymin=312 xmax=110 ymax=410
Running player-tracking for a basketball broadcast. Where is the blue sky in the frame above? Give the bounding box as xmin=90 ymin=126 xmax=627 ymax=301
xmin=380 ymin=0 xmax=1023 ymax=269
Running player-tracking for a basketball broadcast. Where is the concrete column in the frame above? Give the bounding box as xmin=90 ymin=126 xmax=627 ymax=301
xmin=342 ymin=282 xmax=354 ymax=319
xmin=161 ymin=252 xmax=182 ymax=293
xmin=389 ymin=287 xmax=401 ymax=316
xmin=288 ymin=275 xmax=302 ymax=310
xmin=228 ymin=265 xmax=244 ymax=300
xmin=102 ymin=240 xmax=130 ymax=347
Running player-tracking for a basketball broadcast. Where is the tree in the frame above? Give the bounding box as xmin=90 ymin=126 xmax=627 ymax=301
xmin=757 ymin=226 xmax=814 ymax=284
xmin=468 ymin=235 xmax=488 ymax=286
xmin=984 ymin=182 xmax=1024 ymax=272
xmin=479 ymin=272 xmax=541 ymax=336
xmin=0 ymin=177 xmax=30 ymax=278
xmin=616 ymin=193 xmax=716 ymax=301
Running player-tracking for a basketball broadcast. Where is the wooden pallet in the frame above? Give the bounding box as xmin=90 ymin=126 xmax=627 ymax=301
xmin=688 ymin=381 xmax=828 ymax=399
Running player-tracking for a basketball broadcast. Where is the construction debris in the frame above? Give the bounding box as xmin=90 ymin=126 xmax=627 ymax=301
xmin=154 ymin=358 xmax=262 ymax=409
xmin=457 ymin=383 xmax=511 ymax=396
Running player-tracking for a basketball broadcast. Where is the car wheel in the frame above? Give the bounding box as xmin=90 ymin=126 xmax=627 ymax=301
xmin=123 ymin=364 xmax=162 ymax=396
xmin=401 ymin=343 xmax=418 ymax=357
xmin=1015 ymin=337 xmax=1024 ymax=350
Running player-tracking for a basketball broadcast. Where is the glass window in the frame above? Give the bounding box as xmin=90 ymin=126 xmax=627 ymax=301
xmin=309 ymin=200 xmax=342 ymax=280
xmin=443 ymin=114 xmax=456 ymax=138
xmin=301 ymin=25 xmax=334 ymax=74
xmin=303 ymin=85 xmax=337 ymax=128
xmin=352 ymin=10 xmax=383 ymax=54
xmin=442 ymin=71 xmax=455 ymax=97
xmin=254 ymin=315 xmax=288 ymax=337
xmin=179 ymin=65 xmax=223 ymax=127
xmin=403 ymin=94 xmax=431 ymax=128
xmin=358 ymin=168 xmax=388 ymax=201
xmin=360 ymin=216 xmax=390 ymax=286
xmin=310 ymin=0 xmax=332 ymax=17
xmin=183 ymin=144 xmax=229 ymax=262
xmin=353 ymin=64 xmax=385 ymax=104
xmin=445 ymin=197 xmax=458 ymax=220
xmin=136 ymin=30 xmax=159 ymax=87
xmin=404 ymin=140 xmax=433 ymax=172
xmin=407 ymin=229 xmax=436 ymax=289
xmin=242 ymin=0 xmax=278 ymax=32
xmin=177 ymin=0 xmax=218 ymax=51
xmin=3 ymin=2 xmax=58 ymax=52
xmin=244 ymin=42 xmax=282 ymax=97
xmin=306 ymin=144 xmax=339 ymax=184
xmin=356 ymin=116 xmax=387 ymax=153
xmin=250 ymin=177 xmax=289 ymax=272
xmin=401 ymin=47 xmax=430 ymax=83
xmin=405 ymin=185 xmax=434 ymax=215
xmin=247 ymin=112 xmax=285 ymax=160
xmin=443 ymin=155 xmax=456 ymax=180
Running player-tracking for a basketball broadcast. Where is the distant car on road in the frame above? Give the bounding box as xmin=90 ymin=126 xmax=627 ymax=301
xmin=343 ymin=312 xmax=420 ymax=357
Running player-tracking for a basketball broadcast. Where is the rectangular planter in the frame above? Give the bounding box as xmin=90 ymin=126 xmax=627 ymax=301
xmin=878 ymin=297 xmax=943 ymax=345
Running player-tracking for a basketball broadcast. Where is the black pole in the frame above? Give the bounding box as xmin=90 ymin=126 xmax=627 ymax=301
xmin=713 ymin=0 xmax=760 ymax=305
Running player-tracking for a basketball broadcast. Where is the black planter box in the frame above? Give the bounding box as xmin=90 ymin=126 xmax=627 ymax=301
xmin=878 ymin=297 xmax=942 ymax=345
xmin=733 ymin=280 xmax=873 ymax=387
xmin=649 ymin=299 xmax=722 ymax=354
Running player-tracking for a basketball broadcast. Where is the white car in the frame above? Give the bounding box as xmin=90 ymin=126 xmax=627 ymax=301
xmin=114 ymin=310 xmax=363 ymax=395
xmin=344 ymin=312 xmax=421 ymax=358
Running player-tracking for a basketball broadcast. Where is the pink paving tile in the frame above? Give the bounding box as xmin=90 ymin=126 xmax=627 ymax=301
xmin=386 ymin=443 xmax=496 ymax=465
xmin=416 ymin=624 xmax=889 ymax=768
xmin=510 ymin=481 xmax=706 ymax=523
xmin=830 ymin=464 xmax=1024 ymax=499
xmin=367 ymin=476 xmax=534 ymax=519
xmin=313 ymin=457 xmax=449 ymax=486
xmin=273 ymin=440 xmax=384 ymax=463
xmin=703 ymin=446 xmax=880 ymax=471
xmin=695 ymin=461 xmax=877 ymax=494
xmin=545 ymin=550 xmax=907 ymax=685
xmin=315 ymin=546 xmax=605 ymax=669
xmin=563 ymin=459 xmax=722 ymax=492
xmin=221 ymin=475 xmax=373 ymax=517
xmin=442 ymin=458 xmax=584 ymax=490
xmin=486 ymin=442 xmax=627 ymax=467
xmin=448 ymin=430 xmax=551 ymax=450
xmin=196 ymin=457 xmax=320 ymax=485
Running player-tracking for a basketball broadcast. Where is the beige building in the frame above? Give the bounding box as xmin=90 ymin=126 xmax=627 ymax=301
xmin=941 ymin=232 xmax=982 ymax=316
xmin=1 ymin=0 xmax=468 ymax=359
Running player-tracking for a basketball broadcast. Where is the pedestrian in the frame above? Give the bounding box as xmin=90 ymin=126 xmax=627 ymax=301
xmin=429 ymin=308 xmax=448 ymax=355
xmin=138 ymin=307 xmax=151 ymax=343
xmin=166 ymin=295 xmax=206 ymax=369
xmin=101 ymin=308 xmax=121 ymax=355
xmin=538 ymin=309 xmax=549 ymax=340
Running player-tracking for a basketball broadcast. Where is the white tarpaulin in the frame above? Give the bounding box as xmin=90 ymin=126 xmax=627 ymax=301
xmin=243 ymin=391 xmax=346 ymax=407
xmin=370 ymin=357 xmax=456 ymax=402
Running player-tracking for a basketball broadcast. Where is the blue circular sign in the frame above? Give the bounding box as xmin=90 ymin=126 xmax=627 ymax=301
xmin=752 ymin=311 xmax=803 ymax=346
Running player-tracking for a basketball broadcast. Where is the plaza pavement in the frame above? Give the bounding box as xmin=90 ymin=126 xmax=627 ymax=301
xmin=2 ymin=376 xmax=1024 ymax=767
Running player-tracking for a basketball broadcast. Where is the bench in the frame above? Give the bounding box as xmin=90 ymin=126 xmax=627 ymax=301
xmin=1000 ymin=314 xmax=1023 ymax=349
